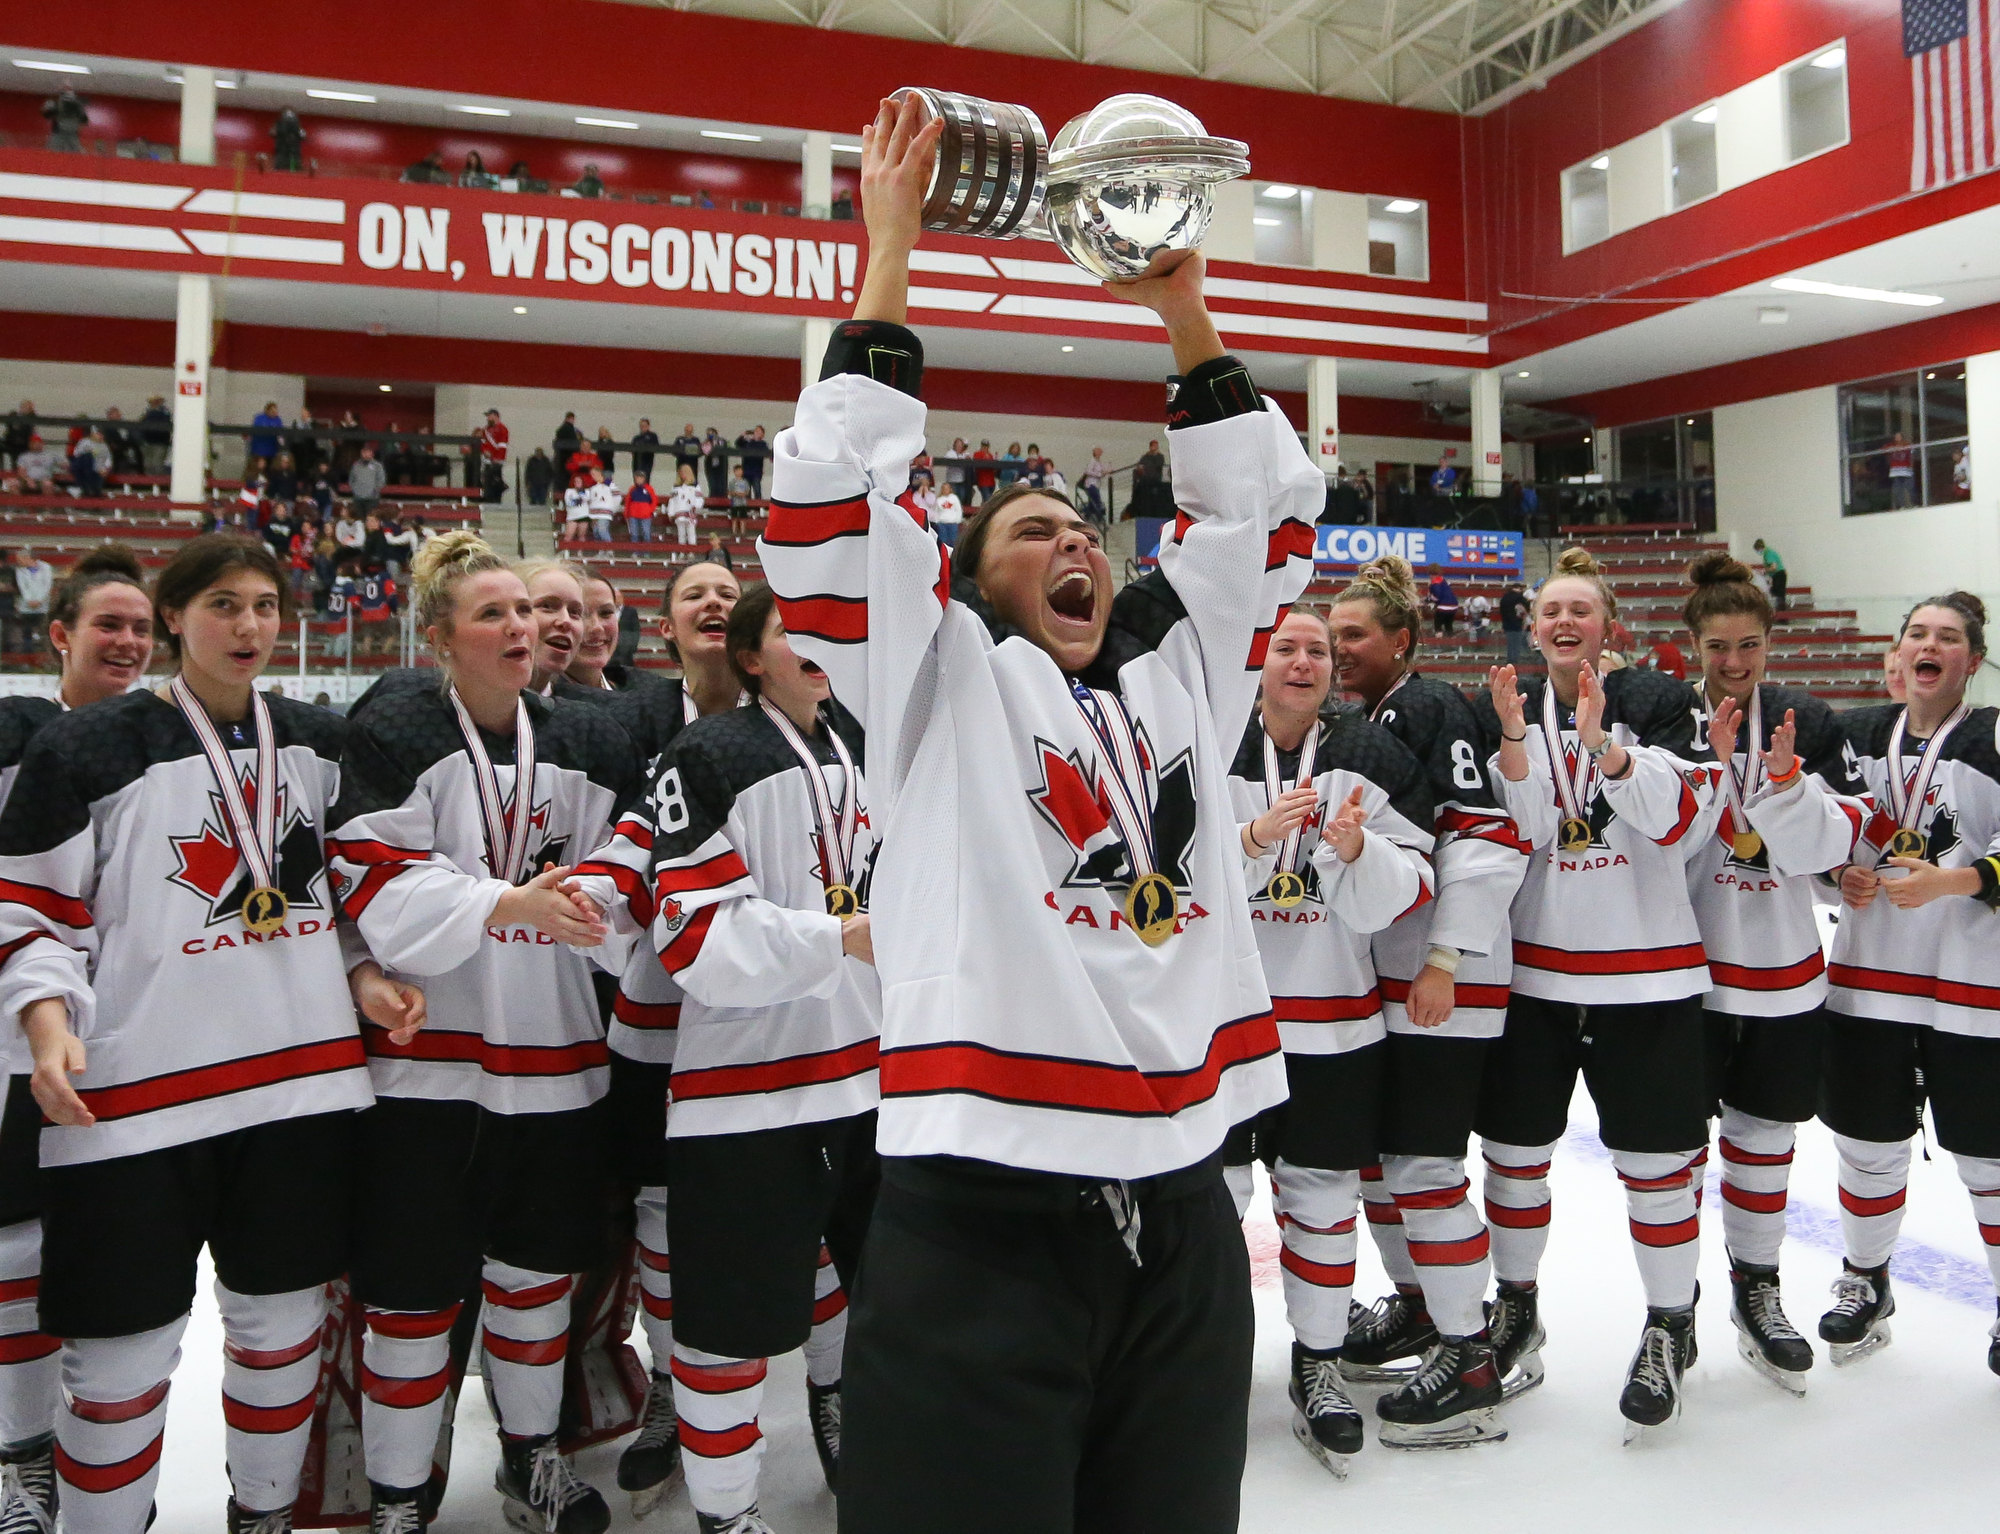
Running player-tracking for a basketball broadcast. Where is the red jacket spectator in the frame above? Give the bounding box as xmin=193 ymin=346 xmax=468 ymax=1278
xmin=1644 ymin=639 xmax=1687 ymax=680
xmin=972 ymin=443 xmax=996 ymax=492
xmin=567 ymin=445 xmax=603 ymax=488
xmin=480 ymin=410 xmax=510 ymax=463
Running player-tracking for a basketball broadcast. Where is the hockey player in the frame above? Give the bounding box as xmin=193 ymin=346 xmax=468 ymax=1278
xmin=0 ymin=534 xmax=420 ymax=1534
xmin=0 ymin=548 xmax=154 ymax=1534
xmin=758 ymin=97 xmax=1320 ymax=1532
xmin=1478 ymin=547 xmax=1720 ymax=1439
xmin=326 ymin=531 xmax=643 ymax=1534
xmin=519 ymin=559 xmax=587 ymax=694
xmin=1325 ymin=556 xmax=1531 ymax=1436
xmin=1679 ymin=553 xmax=1868 ymax=1393
xmin=568 ymin=574 xmax=625 ymax=692
xmin=1223 ymin=606 xmax=1437 ymax=1472
xmin=1825 ymin=592 xmax=2000 ymax=1372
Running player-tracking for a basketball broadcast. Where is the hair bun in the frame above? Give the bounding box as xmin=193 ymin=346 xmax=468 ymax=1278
xmin=71 ymin=543 xmax=145 ymax=582
xmin=1354 ymin=553 xmax=1418 ymax=602
xmin=1552 ymin=546 xmax=1602 ymax=578
xmin=411 ymin=529 xmax=491 ymax=587
xmin=1944 ymin=590 xmax=1989 ymax=627
xmin=1686 ymin=550 xmax=1755 ymax=588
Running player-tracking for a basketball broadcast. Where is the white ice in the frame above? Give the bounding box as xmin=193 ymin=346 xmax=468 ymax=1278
xmin=149 ymin=1098 xmax=2000 ymax=1534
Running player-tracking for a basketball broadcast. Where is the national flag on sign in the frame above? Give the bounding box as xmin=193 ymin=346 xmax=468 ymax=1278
xmin=1907 ymin=0 xmax=1999 ymax=189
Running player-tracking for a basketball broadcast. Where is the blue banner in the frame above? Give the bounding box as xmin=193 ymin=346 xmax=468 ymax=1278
xmin=1315 ymin=525 xmax=1522 ymax=575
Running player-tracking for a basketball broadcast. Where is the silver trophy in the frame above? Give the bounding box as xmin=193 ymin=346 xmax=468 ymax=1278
xmin=890 ymin=87 xmax=1249 ymax=281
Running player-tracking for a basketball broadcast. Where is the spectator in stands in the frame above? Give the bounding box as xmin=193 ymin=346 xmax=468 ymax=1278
xmin=704 ymin=530 xmax=733 ymax=570
xmin=567 ymin=436 xmax=603 ymax=490
xmin=944 ymin=436 xmax=972 ymax=506
xmin=13 ymin=550 xmax=52 ymax=653
xmin=702 ymin=428 xmax=730 ymax=499
xmin=249 ymin=402 xmax=283 ymax=467
xmin=1884 ymin=644 xmax=1907 ymax=702
xmin=1499 ymin=579 xmax=1530 ymax=668
xmin=932 ymin=478 xmax=964 ymax=548
xmin=668 ymin=463 xmax=703 ymax=546
xmin=1887 ymin=432 xmax=1916 ymax=508
xmin=631 ymin=418 xmax=659 ymax=481
xmin=1044 ymin=460 xmax=1068 ymax=498
xmin=1429 ymin=454 xmax=1459 ymax=498
xmin=2 ymin=403 xmax=34 ymax=471
xmin=831 ymin=189 xmax=855 ymax=220
xmin=14 ymin=437 xmax=58 ymax=495
xmin=727 ymin=468 xmax=753 ymax=538
xmin=329 ymin=409 xmax=363 ymax=483
xmin=507 ymin=160 xmax=548 ymax=194
xmin=309 ymin=467 xmax=335 ymax=517
xmin=562 ymin=477 xmax=591 ymax=542
xmin=586 ymin=470 xmax=623 ymax=542
xmin=525 ymin=446 xmax=553 ymax=506
xmin=403 ymin=150 xmax=446 ymax=185
xmin=0 ymin=559 xmax=16 ymax=655
xmin=289 ymin=520 xmax=317 ymax=601
xmin=101 ymin=406 xmax=139 ymax=477
xmin=1134 ymin=438 xmax=1167 ymax=515
xmin=140 ymin=396 xmax=171 ymax=474
xmin=1753 ymin=537 xmax=1787 ymax=611
xmin=362 ymin=512 xmax=395 ymax=569
xmin=972 ymin=440 xmax=996 ymax=504
xmin=68 ymin=427 xmax=113 ymax=499
xmin=1080 ymin=447 xmax=1108 ymax=523
xmin=459 ymin=150 xmax=498 ymax=190
xmin=1022 ymin=445 xmax=1046 ymax=489
xmin=613 ymin=591 xmax=641 ymax=668
xmin=271 ymin=108 xmax=305 ymax=172
xmin=1428 ymin=567 xmax=1460 ymax=636
xmin=41 ymin=86 xmax=88 ymax=153
xmin=479 ymin=407 xmax=509 ymax=472
xmin=625 ymin=471 xmax=658 ymax=542
xmin=736 ymin=425 xmax=768 ymax=498
xmin=1605 ymin=613 xmax=1635 ymax=668
xmin=998 ymin=442 xmax=1024 ymax=488
xmin=1466 ymin=589 xmax=1492 ymax=642
xmin=1641 ymin=635 xmax=1687 ymax=681
xmin=264 ymin=500 xmax=295 ymax=566
xmin=673 ymin=423 xmax=703 ymax=477
xmin=594 ymin=425 xmax=618 ymax=479
xmin=266 ymin=451 xmax=298 ymax=505
xmin=572 ymin=164 xmax=607 ymax=198
xmin=348 ymin=442 xmax=386 ymax=518
xmin=553 ymin=412 xmax=581 ymax=482
xmin=334 ymin=504 xmax=366 ymax=554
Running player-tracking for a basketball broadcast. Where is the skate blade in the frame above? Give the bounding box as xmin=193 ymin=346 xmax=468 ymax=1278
xmin=626 ymin=1468 xmax=683 ymax=1522
xmin=1828 ymin=1323 xmax=1892 ymax=1367
xmin=1290 ymin=1413 xmax=1354 ymax=1480
xmin=1735 ymin=1331 xmax=1808 ymax=1396
xmin=1337 ymin=1358 xmax=1420 ymax=1385
xmin=500 ymin=1499 xmax=546 ymax=1534
xmin=1621 ymin=1401 xmax=1682 ymax=1447
xmin=1499 ymin=1349 xmax=1546 ymax=1402
xmin=1378 ymin=1407 xmax=1507 ymax=1450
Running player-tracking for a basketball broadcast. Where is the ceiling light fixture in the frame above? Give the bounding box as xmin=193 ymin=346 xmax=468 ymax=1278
xmin=1516 ymin=370 xmax=1531 ymax=378
xmin=512 ymin=306 xmax=528 ymax=314
xmin=1770 ymin=276 xmax=1943 ymax=306
xmin=830 ymin=141 xmax=865 ymax=154
xmin=216 ymin=78 xmax=237 ymax=88
xmin=1813 ymin=46 xmax=1846 ymax=69
xmin=12 ymin=59 xmax=90 ymax=74
xmin=1384 ymin=198 xmax=1421 ymax=213
xmin=308 ymin=89 xmax=377 ymax=103
xmin=1590 ymin=156 xmax=1610 ymax=171
xmin=1253 ymin=217 xmax=1282 ymax=226
xmin=455 ymin=105 xmax=512 ymax=117
xmin=1691 ymin=105 xmax=1719 ymax=124
xmin=1061 ymin=345 xmax=1075 ymax=352
xmin=1261 ymin=185 xmax=1298 ymax=200
xmin=378 ymin=384 xmax=392 ymax=392
xmin=701 ymin=129 xmax=764 ymax=142
xmin=577 ymin=116 xmax=639 ymax=130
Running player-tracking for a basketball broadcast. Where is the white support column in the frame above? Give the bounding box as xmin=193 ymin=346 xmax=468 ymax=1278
xmin=179 ymin=66 xmax=217 ymax=168
xmin=801 ymin=317 xmax=833 ymax=394
xmin=1471 ymin=367 xmax=1503 ymax=497
xmin=170 ymin=274 xmax=213 ymax=513
xmin=1306 ymin=354 xmax=1340 ymax=478
xmin=802 ymin=131 xmax=833 ymax=220
xmin=1593 ymin=426 xmax=1615 ymax=482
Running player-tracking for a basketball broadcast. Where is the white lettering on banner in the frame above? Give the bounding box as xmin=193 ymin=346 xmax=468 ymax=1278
xmin=543 ymin=217 xmax=567 ymax=281
xmin=1324 ymin=527 xmax=1428 ymax=565
xmin=652 ymin=226 xmax=690 ymax=290
xmin=735 ymin=232 xmax=773 ymax=296
xmin=797 ymin=240 xmax=835 ymax=302
xmin=483 ymin=212 xmax=542 ymax=278
xmin=402 ymin=207 xmax=448 ymax=272
xmin=568 ymin=219 xmax=609 ymax=284
xmin=358 ymin=203 xmax=400 ymax=270
xmin=693 ymin=230 xmax=732 ymax=293
xmin=610 ymin=223 xmax=650 ymax=288
xmin=774 ymin=236 xmax=794 ymax=299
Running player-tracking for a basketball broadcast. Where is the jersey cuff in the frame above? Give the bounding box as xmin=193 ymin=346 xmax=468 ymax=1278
xmin=1165 ymin=355 xmax=1263 ymax=429
xmin=1976 ymin=855 xmax=2000 ymax=907
xmin=818 ymin=320 xmax=925 ymax=397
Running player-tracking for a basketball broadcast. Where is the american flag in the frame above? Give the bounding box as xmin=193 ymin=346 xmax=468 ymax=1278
xmin=1908 ymin=0 xmax=1999 ymax=189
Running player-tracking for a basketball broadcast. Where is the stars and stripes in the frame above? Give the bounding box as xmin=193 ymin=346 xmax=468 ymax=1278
xmin=1907 ymin=0 xmax=2000 ymax=189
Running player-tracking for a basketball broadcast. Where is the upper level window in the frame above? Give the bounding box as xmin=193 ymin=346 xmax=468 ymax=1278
xmin=1785 ymin=45 xmax=1849 ymax=161
xmin=1670 ymin=106 xmax=1719 ymax=208
xmin=1366 ymin=196 xmax=1428 ymax=280
xmin=1839 ymin=363 xmax=1968 ymax=516
xmin=1252 ymin=182 xmax=1310 ymax=267
xmin=1564 ymin=158 xmax=1610 ymax=252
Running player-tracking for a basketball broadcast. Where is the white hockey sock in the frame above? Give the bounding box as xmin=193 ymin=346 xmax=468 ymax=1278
xmin=1614 ymin=1149 xmax=1703 ymax=1310
xmin=1358 ymin=1161 xmax=1417 ymax=1288
xmin=1272 ymin=1161 xmax=1360 ymax=1352
xmin=1222 ymin=1162 xmax=1256 ymax=1222
xmin=671 ymin=1345 xmax=766 ymax=1520
xmin=1386 ymin=1154 xmax=1490 ymax=1338
xmin=1950 ymin=1154 xmax=2000 ymax=1294
xmin=54 ymin=1318 xmax=185 ymax=1534
xmin=480 ymin=1262 xmax=572 ymax=1441
xmin=1718 ymin=1110 xmax=1795 ymax=1268
xmin=635 ymin=1185 xmax=674 ymax=1367
xmin=1481 ymin=1140 xmax=1556 ymax=1284
xmin=0 ymin=1219 xmax=57 ymax=1449
xmin=216 ymin=1283 xmax=325 ymax=1513
xmin=801 ymin=1245 xmax=846 ymax=1390
xmin=361 ymin=1303 xmax=458 ymax=1493
xmin=1833 ymin=1134 xmax=1911 ymax=1269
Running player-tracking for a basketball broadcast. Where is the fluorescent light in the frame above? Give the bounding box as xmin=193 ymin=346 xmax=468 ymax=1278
xmin=512 ymin=306 xmax=528 ymax=314
xmin=1384 ymin=198 xmax=1421 ymax=214
xmin=1515 ymin=370 xmax=1531 ymax=378
xmin=830 ymin=141 xmax=865 ymax=154
xmin=455 ymin=105 xmax=512 ymax=117
xmin=577 ymin=116 xmax=639 ymax=130
xmin=1254 ymin=217 xmax=1282 ymax=226
xmin=1061 ymin=345 xmax=1075 ymax=353
xmin=1813 ymin=46 xmax=1846 ymax=69
xmin=1770 ymin=277 xmax=1943 ymax=307
xmin=1262 ymin=184 xmax=1298 ymax=199
xmin=701 ymin=129 xmax=764 ymax=142
xmin=1691 ymin=105 xmax=1718 ymax=124
xmin=1590 ymin=156 xmax=1610 ymax=170
xmin=12 ymin=59 xmax=90 ymax=74
xmin=308 ymin=89 xmax=376 ymax=103
xmin=378 ymin=384 xmax=392 ymax=392
xmin=216 ymin=78 xmax=237 ymax=88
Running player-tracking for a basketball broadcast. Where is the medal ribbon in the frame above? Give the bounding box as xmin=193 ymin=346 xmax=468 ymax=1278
xmin=1073 ymin=685 xmax=1160 ymax=881
xmin=681 ymin=687 xmax=750 ymax=726
xmin=1541 ymin=685 xmax=1595 ymax=827
xmin=1262 ymin=718 xmax=1320 ymax=877
xmin=761 ymin=699 xmax=859 ymax=894
xmin=170 ymin=675 xmax=279 ymax=894
xmin=1886 ymin=701 xmax=1969 ymax=834
xmin=448 ymin=687 xmax=538 ymax=884
xmin=1714 ymin=688 xmax=1763 ymax=839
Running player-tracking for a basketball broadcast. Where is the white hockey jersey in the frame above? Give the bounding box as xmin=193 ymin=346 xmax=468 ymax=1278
xmin=327 ymin=683 xmax=642 ymax=1112
xmin=1685 ymin=684 xmax=1867 ymax=1017
xmin=758 ymin=324 xmax=1320 ymax=1180
xmin=1228 ymin=711 xmax=1434 ymax=1055
xmin=1828 ymin=704 xmax=2000 ymax=1037
xmin=0 ymin=691 xmax=372 ymax=1166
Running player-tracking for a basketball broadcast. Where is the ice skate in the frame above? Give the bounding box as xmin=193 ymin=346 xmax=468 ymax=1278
xmin=617 ymin=1370 xmax=684 ymax=1518
xmin=1989 ymin=1300 xmax=2000 ymax=1379
xmin=1289 ymin=1342 xmax=1364 ymax=1479
xmin=1819 ymin=1263 xmax=1894 ymax=1367
xmin=496 ymin=1434 xmax=611 ymax=1534
xmin=1484 ymin=1280 xmax=1546 ymax=1400
xmin=366 ymin=1485 xmax=424 ymax=1534
xmin=0 ymin=1435 xmax=56 ymax=1534
xmin=1619 ymin=1304 xmax=1696 ymax=1445
xmin=807 ymin=1378 xmax=841 ymax=1492
xmin=1376 ymin=1335 xmax=1507 ymax=1450
xmin=1337 ymin=1291 xmax=1437 ymax=1383
xmin=225 ymin=1501 xmax=293 ymax=1534
xmin=696 ymin=1509 xmax=775 ymax=1534
xmin=1729 ymin=1262 xmax=1812 ymax=1395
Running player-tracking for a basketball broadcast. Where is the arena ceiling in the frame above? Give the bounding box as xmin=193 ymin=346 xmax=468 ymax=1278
xmin=605 ymin=0 xmax=1677 ymax=111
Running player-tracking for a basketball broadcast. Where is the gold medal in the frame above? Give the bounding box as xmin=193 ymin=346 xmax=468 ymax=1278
xmin=1732 ymin=829 xmax=1763 ymax=860
xmin=1266 ymin=871 xmax=1306 ymax=908
xmin=1124 ymin=872 xmax=1179 ymax=946
xmin=825 ymin=883 xmax=860 ymax=918
xmin=241 ymin=887 xmax=288 ymax=935
xmin=1889 ymin=827 xmax=1927 ymax=860
xmin=1559 ymin=816 xmax=1592 ymax=853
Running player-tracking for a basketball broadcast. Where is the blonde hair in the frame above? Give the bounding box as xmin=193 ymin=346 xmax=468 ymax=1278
xmin=1333 ymin=554 xmax=1422 ymax=658
xmin=513 ymin=556 xmax=588 ymax=595
xmin=1542 ymin=545 xmax=1618 ymax=620
xmin=412 ymin=530 xmax=510 ymax=634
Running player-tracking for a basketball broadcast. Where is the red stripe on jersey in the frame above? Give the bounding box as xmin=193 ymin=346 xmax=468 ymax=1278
xmin=363 ymin=1025 xmax=609 ymax=1078
xmin=55 ymin=1433 xmax=163 ymax=1494
xmin=1246 ymin=620 xmax=1278 ymax=671
xmin=775 ymin=593 xmax=866 ymax=644
xmin=1827 ymin=963 xmax=1935 ymax=999
xmin=364 ymin=1305 xmax=460 ymax=1341
xmin=221 ymin=1390 xmax=316 ymax=1434
xmin=1173 ymin=511 xmax=1194 ymax=544
xmin=641 ymin=1291 xmax=673 ymax=1320
xmin=878 ymin=1011 xmax=1279 ymax=1119
xmin=1709 ymin=953 xmax=1825 ymax=991
xmin=1512 ymin=940 xmax=1706 ymax=976
xmin=680 ymin=1421 xmax=763 ymax=1459
xmin=1721 ymin=1183 xmax=1788 ymax=1215
xmin=0 ymin=879 xmax=91 ymax=930
xmin=1718 ymin=1138 xmax=1793 ymax=1168
xmin=0 ymin=933 xmax=41 ymax=972
xmin=480 ymin=1330 xmax=567 ymax=1367
xmin=671 ymin=1356 xmax=769 ymax=1393
xmin=1484 ymin=1201 xmax=1550 ymax=1229
xmin=764 ymin=495 xmax=869 ymax=546
xmin=1378 ymin=977 xmax=1511 ymax=1010
xmin=0 ymin=1333 xmax=57 ymax=1364
xmin=325 ymin=837 xmax=425 ymax=866
xmin=670 ymin=1038 xmax=879 ymax=1103
xmin=933 ymin=540 xmax=951 ymax=610
xmin=613 ymin=993 xmax=681 ymax=1031
xmin=1652 ymin=775 xmax=1701 ymax=847
xmin=224 ymin=1334 xmax=320 ymax=1370
xmin=75 ymin=1036 xmax=366 ymax=1123
xmin=67 ymin=1381 xmax=170 ymax=1425
xmin=338 ymin=862 xmax=407 ymax=919
xmin=813 ymin=1288 xmax=849 ymax=1325
xmin=1838 ymin=1186 xmax=1906 ymax=1218
xmin=1436 ymin=807 xmax=1530 ymax=853
xmin=1394 ymin=1180 xmax=1470 ymax=1212
xmin=1396 ymin=879 xmax=1434 ymax=922
xmin=656 ymin=850 xmax=752 ymax=897
xmin=1407 ymin=1232 xmax=1490 ymax=1266
xmin=481 ymin=1275 xmax=572 ymax=1310
xmin=638 ymin=1246 xmax=670 ymax=1273
xmin=1630 ymin=1214 xmax=1698 ymax=1247
xmin=1271 ymin=991 xmax=1381 ymax=1024
xmin=361 ymin=1365 xmax=449 ymax=1410
xmin=614 ymin=818 xmax=655 ymax=852
xmin=1937 ymin=976 xmax=2000 ymax=1011
xmin=1278 ymin=1247 xmax=1355 ymax=1288
xmin=1265 ymin=519 xmax=1314 ymax=571
xmin=1357 ymin=1163 xmax=1384 ymax=1183
xmin=0 ymin=1276 xmax=35 ymax=1304
xmin=660 ymin=903 xmax=718 ymax=975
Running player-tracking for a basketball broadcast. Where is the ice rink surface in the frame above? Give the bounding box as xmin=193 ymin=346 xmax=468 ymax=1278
xmin=148 ymin=1100 xmax=2000 ymax=1534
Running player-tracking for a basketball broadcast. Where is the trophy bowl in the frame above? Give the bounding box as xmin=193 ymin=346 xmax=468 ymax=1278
xmin=890 ymin=86 xmax=1049 ymax=239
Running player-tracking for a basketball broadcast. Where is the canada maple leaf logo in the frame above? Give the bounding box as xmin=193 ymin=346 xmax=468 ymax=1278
xmin=1026 ymin=731 xmax=1198 ymax=891
xmin=166 ymin=774 xmax=327 ymax=926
